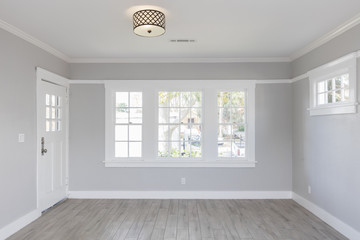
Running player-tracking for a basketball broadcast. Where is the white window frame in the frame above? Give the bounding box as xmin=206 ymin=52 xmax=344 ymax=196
xmin=308 ymin=52 xmax=358 ymax=116
xmin=104 ymin=80 xmax=256 ymax=168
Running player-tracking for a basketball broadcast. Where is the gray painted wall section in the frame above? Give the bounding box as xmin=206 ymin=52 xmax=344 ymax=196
xmin=292 ymin=24 xmax=360 ymax=77
xmin=70 ymin=62 xmax=291 ymax=80
xmin=0 ymin=29 xmax=69 ymax=228
xmin=291 ymin=28 xmax=360 ymax=231
xmin=69 ymin=83 xmax=292 ymax=191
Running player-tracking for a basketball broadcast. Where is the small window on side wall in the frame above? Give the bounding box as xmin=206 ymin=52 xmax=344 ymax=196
xmin=309 ymin=52 xmax=358 ymax=116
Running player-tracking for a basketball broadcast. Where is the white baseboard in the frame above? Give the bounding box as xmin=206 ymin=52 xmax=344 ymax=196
xmin=0 ymin=209 xmax=40 ymax=240
xmin=293 ymin=192 xmax=360 ymax=240
xmin=68 ymin=191 xmax=292 ymax=199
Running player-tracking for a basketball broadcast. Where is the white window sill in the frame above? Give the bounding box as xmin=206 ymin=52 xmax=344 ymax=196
xmin=308 ymin=102 xmax=358 ymax=116
xmin=103 ymin=160 xmax=256 ymax=168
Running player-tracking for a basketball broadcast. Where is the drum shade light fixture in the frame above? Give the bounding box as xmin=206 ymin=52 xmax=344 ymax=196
xmin=133 ymin=9 xmax=165 ymax=37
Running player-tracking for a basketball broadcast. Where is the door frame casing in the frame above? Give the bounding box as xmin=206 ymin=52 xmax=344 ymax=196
xmin=36 ymin=67 xmax=69 ymax=211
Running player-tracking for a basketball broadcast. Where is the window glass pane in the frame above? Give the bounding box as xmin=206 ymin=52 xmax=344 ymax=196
xmin=159 ymin=108 xmax=169 ymax=123
xmin=190 ymin=141 xmax=201 ymax=157
xmin=129 ymin=125 xmax=142 ymax=141
xmin=180 ymin=142 xmax=190 ymax=157
xmin=218 ymin=141 xmax=231 ymax=157
xmin=46 ymin=120 xmax=50 ymax=132
xmin=180 ymin=125 xmax=190 ymax=143
xmin=116 ymin=92 xmax=128 ymax=107
xmin=218 ymin=108 xmax=231 ymax=124
xmin=51 ymin=95 xmax=56 ymax=106
xmin=318 ymin=93 xmax=326 ymax=105
xmin=343 ymin=74 xmax=350 ymax=88
xmin=233 ymin=124 xmax=245 ymax=140
xmin=51 ymin=108 xmax=56 ymax=119
xmin=56 ymin=96 xmax=61 ymax=106
xmin=170 ymin=142 xmax=180 ymax=157
xmin=57 ymin=109 xmax=62 ymax=119
xmin=327 ymin=79 xmax=333 ymax=91
xmin=191 ymin=108 xmax=202 ymax=124
xmin=46 ymin=107 xmax=50 ymax=118
xmin=335 ymin=77 xmax=342 ymax=89
xmin=159 ymin=92 xmax=169 ymax=107
xmin=115 ymin=142 xmax=128 ymax=158
xmin=327 ymin=92 xmax=333 ymax=104
xmin=46 ymin=94 xmax=50 ymax=106
xmin=170 ymin=92 xmax=180 ymax=107
xmin=169 ymin=108 xmax=180 ymax=123
xmin=231 ymin=92 xmax=245 ymax=107
xmin=218 ymin=125 xmax=231 ymax=141
xmin=335 ymin=90 xmax=342 ymax=102
xmin=130 ymin=108 xmax=142 ymax=124
xmin=158 ymin=142 xmax=169 ymax=157
xmin=130 ymin=92 xmax=142 ymax=107
xmin=51 ymin=120 xmax=56 ymax=131
xmin=232 ymin=139 xmax=245 ymax=157
xmin=318 ymin=81 xmax=325 ymax=93
xmin=191 ymin=92 xmax=202 ymax=107
xmin=57 ymin=121 xmax=61 ymax=131
xmin=180 ymin=92 xmax=191 ymax=107
xmin=116 ymin=108 xmax=129 ymax=124
xmin=158 ymin=125 xmax=169 ymax=141
xmin=218 ymin=92 xmax=231 ymax=107
xmin=344 ymin=89 xmax=350 ymax=100
xmin=170 ymin=126 xmax=180 ymax=141
xmin=129 ymin=142 xmax=141 ymax=157
xmin=115 ymin=125 xmax=128 ymax=141
xmin=231 ymin=108 xmax=245 ymax=123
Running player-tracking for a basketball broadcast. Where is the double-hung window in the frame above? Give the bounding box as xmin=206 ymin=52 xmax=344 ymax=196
xmin=218 ymin=91 xmax=246 ymax=158
xmin=309 ymin=52 xmax=358 ymax=116
xmin=105 ymin=80 xmax=255 ymax=167
xmin=158 ymin=91 xmax=202 ymax=158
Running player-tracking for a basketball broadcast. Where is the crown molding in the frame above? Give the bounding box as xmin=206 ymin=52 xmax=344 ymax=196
xmin=290 ymin=12 xmax=360 ymax=61
xmin=68 ymin=57 xmax=291 ymax=63
xmin=0 ymin=19 xmax=71 ymax=62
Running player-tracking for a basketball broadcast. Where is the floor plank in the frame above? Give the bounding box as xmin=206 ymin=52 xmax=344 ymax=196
xmin=7 ymin=199 xmax=348 ymax=240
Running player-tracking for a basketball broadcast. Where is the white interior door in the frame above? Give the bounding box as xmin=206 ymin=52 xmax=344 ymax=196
xmin=37 ymin=68 xmax=69 ymax=212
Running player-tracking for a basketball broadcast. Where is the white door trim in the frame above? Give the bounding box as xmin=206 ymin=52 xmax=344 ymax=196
xmin=36 ymin=67 xmax=69 ymax=211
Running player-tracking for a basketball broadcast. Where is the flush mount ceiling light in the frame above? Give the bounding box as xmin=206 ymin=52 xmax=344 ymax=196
xmin=133 ymin=9 xmax=165 ymax=37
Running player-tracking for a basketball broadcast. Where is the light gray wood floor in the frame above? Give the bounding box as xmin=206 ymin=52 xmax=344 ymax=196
xmin=8 ymin=199 xmax=347 ymax=240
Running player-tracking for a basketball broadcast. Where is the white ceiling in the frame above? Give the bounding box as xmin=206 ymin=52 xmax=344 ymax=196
xmin=1 ymin=0 xmax=360 ymax=62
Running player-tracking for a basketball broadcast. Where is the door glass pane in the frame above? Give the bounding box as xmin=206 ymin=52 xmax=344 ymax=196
xmin=46 ymin=94 xmax=50 ymax=105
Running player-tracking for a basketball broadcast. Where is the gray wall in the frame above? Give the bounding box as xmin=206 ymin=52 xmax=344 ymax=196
xmin=69 ymin=83 xmax=292 ymax=191
xmin=291 ymin=28 xmax=360 ymax=231
xmin=292 ymin=24 xmax=360 ymax=77
xmin=70 ymin=62 xmax=291 ymax=80
xmin=0 ymin=29 xmax=69 ymax=228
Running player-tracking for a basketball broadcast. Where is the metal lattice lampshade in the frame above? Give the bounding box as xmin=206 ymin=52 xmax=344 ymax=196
xmin=133 ymin=9 xmax=165 ymax=37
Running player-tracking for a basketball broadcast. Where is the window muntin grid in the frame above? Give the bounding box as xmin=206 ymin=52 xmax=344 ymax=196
xmin=217 ymin=91 xmax=246 ymax=158
xmin=115 ymin=92 xmax=142 ymax=158
xmin=158 ymin=91 xmax=202 ymax=158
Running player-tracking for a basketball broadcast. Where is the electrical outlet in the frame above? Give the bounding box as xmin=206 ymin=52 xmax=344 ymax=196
xmin=308 ymin=185 xmax=312 ymax=194
xmin=18 ymin=134 xmax=25 ymax=143
xmin=181 ymin=177 xmax=186 ymax=185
